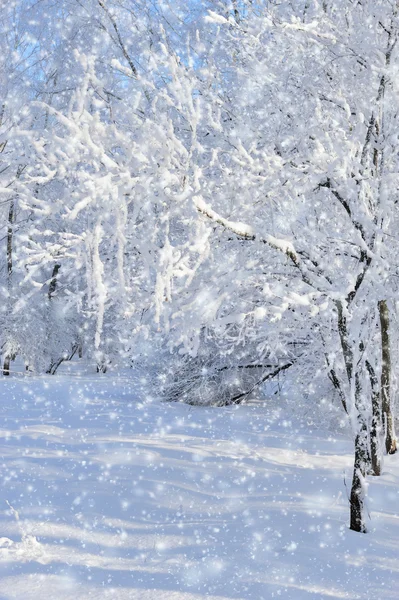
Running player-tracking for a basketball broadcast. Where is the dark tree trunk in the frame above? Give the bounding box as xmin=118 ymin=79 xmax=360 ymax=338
xmin=335 ymin=300 xmax=353 ymax=384
xmin=46 ymin=344 xmax=79 ymax=375
xmin=3 ymin=200 xmax=15 ymax=376
xmin=366 ymin=360 xmax=382 ymax=476
xmin=378 ymin=300 xmax=396 ymax=455
xmin=48 ymin=264 xmax=61 ymax=299
xmin=334 ymin=302 xmax=369 ymax=530
xmin=349 ymin=372 xmax=368 ymax=532
xmin=46 ymin=263 xmax=62 ymax=373
xmin=97 ymin=361 xmax=108 ymax=374
xmin=350 ymin=431 xmax=368 ymax=533
xmin=47 ymin=357 xmax=65 ymax=375
xmin=7 ymin=200 xmax=14 ymax=279
xmin=3 ymin=355 xmax=11 ymax=376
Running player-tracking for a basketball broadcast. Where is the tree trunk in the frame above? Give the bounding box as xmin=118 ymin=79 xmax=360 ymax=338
xmin=7 ymin=199 xmax=14 ymax=280
xmin=3 ymin=355 xmax=11 ymax=376
xmin=378 ymin=300 xmax=396 ymax=455
xmin=3 ymin=200 xmax=15 ymax=376
xmin=48 ymin=263 xmax=61 ymax=299
xmin=349 ymin=431 xmax=368 ymax=533
xmin=46 ymin=263 xmax=61 ymax=373
xmin=366 ymin=360 xmax=382 ymax=476
xmin=334 ymin=302 xmax=370 ymax=528
xmin=97 ymin=360 xmax=108 ymax=373
xmin=47 ymin=357 xmax=64 ymax=375
xmin=46 ymin=344 xmax=78 ymax=375
xmin=335 ymin=300 xmax=353 ymax=384
xmin=349 ymin=372 xmax=368 ymax=533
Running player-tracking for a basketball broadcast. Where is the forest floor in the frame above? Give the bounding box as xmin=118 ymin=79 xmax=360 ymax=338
xmin=1 ymin=369 xmax=399 ymax=599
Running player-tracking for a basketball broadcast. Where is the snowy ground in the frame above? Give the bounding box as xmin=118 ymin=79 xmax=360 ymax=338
xmin=1 ymin=371 xmax=399 ymax=599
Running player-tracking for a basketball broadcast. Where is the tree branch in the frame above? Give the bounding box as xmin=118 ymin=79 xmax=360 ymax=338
xmin=226 ymin=362 xmax=294 ymax=405
xmin=194 ymin=196 xmax=323 ymax=290
xmin=97 ymin=0 xmax=138 ymax=78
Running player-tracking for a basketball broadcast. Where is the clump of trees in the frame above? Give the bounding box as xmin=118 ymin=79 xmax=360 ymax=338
xmin=1 ymin=0 xmax=399 ymax=532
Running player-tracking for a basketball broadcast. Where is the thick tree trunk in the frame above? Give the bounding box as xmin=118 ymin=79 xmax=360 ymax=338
xmin=350 ymin=432 xmax=368 ymax=533
xmin=335 ymin=302 xmax=370 ymax=529
xmin=378 ymin=300 xmax=397 ymax=455
xmin=366 ymin=360 xmax=382 ymax=476
xmin=349 ymin=373 xmax=368 ymax=533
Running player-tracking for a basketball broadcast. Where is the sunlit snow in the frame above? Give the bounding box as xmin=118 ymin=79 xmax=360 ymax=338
xmin=1 ymin=367 xmax=399 ymax=599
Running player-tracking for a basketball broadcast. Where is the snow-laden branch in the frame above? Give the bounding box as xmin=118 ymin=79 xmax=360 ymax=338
xmin=194 ymin=196 xmax=320 ymax=289
xmin=194 ymin=196 xmax=298 ymax=259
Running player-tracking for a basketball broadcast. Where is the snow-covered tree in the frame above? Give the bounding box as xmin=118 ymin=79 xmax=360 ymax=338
xmin=154 ymin=0 xmax=399 ymax=532
xmin=3 ymin=0 xmax=399 ymax=534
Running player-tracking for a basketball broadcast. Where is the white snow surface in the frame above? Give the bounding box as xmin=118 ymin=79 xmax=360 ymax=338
xmin=1 ymin=371 xmax=399 ymax=599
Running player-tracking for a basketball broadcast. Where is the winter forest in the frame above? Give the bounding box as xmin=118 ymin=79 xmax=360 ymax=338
xmin=1 ymin=0 xmax=399 ymax=598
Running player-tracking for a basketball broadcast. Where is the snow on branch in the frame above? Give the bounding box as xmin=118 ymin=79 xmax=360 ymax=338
xmin=194 ymin=196 xmax=330 ymax=291
xmin=194 ymin=196 xmax=254 ymax=239
xmin=204 ymin=11 xmax=230 ymax=25
xmin=194 ymin=196 xmax=301 ymax=271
